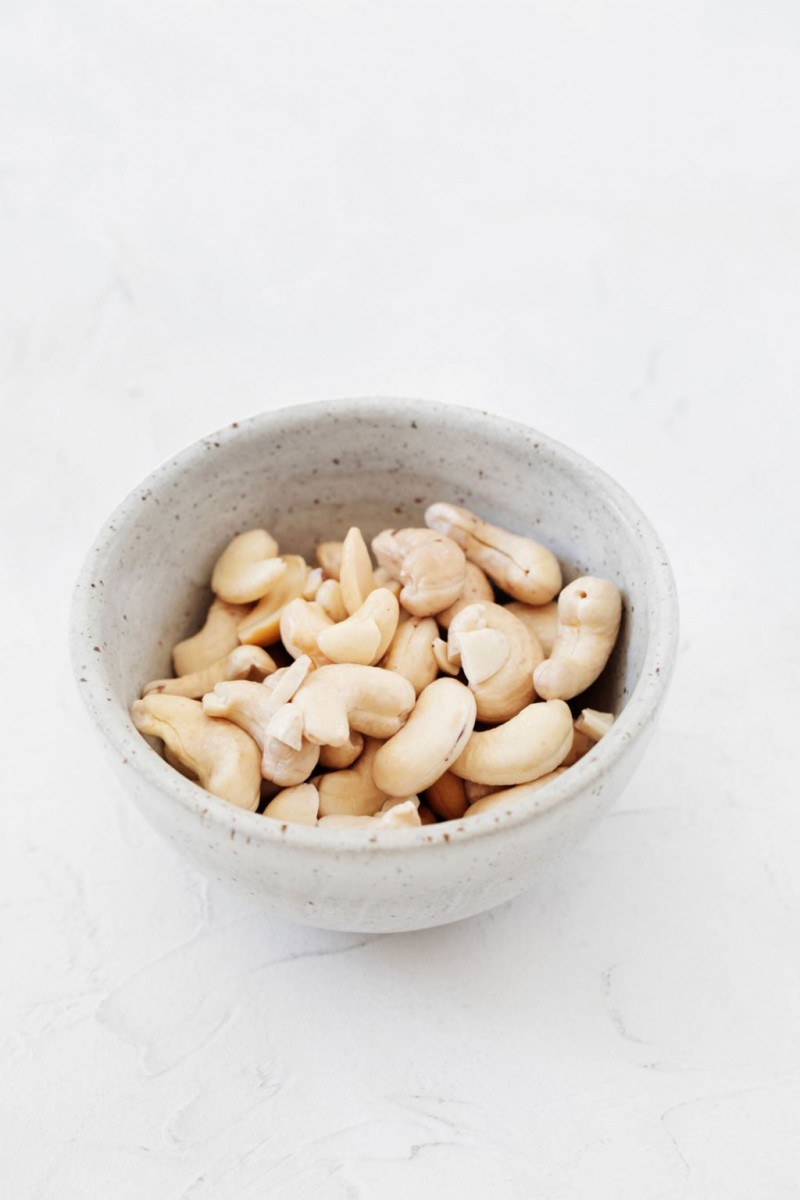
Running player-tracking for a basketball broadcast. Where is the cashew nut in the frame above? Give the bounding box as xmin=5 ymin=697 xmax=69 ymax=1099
xmin=425 ymin=770 xmax=467 ymax=821
xmin=263 ymin=783 xmax=320 ymax=826
xmin=464 ymin=768 xmax=568 ymax=816
xmin=173 ymin=599 xmax=251 ymax=676
xmin=575 ymin=708 xmax=615 ymax=741
xmin=291 ymin=664 xmax=416 ymax=748
xmin=339 ymin=526 xmax=376 ymax=615
xmin=380 ymin=615 xmax=439 ymax=695
xmin=319 ymin=730 xmax=364 ymax=769
xmin=378 ymin=798 xmax=422 ymax=827
xmin=316 ymin=578 xmax=348 ymax=623
xmin=451 ymin=699 xmax=573 ymax=785
xmin=436 ymin=561 xmax=495 ymax=628
xmin=432 ymin=637 xmax=460 ymax=676
xmin=279 ymin=598 xmax=334 ymax=667
xmin=144 ymin=645 xmax=276 ymax=699
xmin=464 ymin=781 xmax=499 ymax=804
xmin=504 ymin=600 xmax=559 ymax=657
xmin=316 ymin=738 xmax=388 ymax=816
xmin=533 ymin=577 xmax=622 ymax=701
xmin=372 ymin=677 xmax=477 ymax=797
xmin=447 ymin=602 xmax=542 ymax=723
xmin=372 ymin=567 xmax=403 ymax=599
xmin=425 ymin=502 xmax=561 ymax=605
xmin=131 ymin=693 xmax=261 ymax=811
xmin=302 ymin=566 xmax=325 ymax=600
xmin=316 ymin=540 xmax=343 ymax=580
xmin=237 ymin=556 xmax=309 ymax=646
xmin=211 ymin=529 xmax=286 ymax=604
xmin=265 ymin=703 xmax=305 ymax=751
xmin=372 ymin=527 xmax=467 ymax=617
xmin=561 ymin=726 xmax=594 ymax=767
xmin=316 ymin=588 xmax=399 ymax=666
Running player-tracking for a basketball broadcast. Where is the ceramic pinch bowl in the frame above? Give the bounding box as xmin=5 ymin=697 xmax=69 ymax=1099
xmin=71 ymin=399 xmax=678 ymax=933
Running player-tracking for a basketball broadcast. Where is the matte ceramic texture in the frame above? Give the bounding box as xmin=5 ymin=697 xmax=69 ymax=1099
xmin=71 ymin=399 xmax=678 ymax=933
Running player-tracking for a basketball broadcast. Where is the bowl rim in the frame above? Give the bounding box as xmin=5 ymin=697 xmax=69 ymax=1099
xmin=70 ymin=397 xmax=679 ymax=852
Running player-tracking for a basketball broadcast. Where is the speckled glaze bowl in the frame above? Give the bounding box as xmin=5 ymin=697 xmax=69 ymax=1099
xmin=71 ymin=399 xmax=678 ymax=933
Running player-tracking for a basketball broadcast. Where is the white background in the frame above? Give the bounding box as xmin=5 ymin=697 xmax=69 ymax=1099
xmin=2 ymin=1 xmax=799 ymax=1196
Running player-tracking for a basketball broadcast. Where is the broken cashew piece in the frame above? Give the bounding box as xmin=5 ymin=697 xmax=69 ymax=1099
xmin=425 ymin=502 xmax=561 ymax=605
xmin=316 ymin=541 xmax=343 ymax=580
xmin=319 ymin=731 xmax=364 ymax=769
xmin=378 ymin=798 xmax=422 ymax=827
xmin=373 ymin=677 xmax=477 ymax=797
xmin=464 ymin=768 xmax=568 ymax=817
xmin=173 ymin=599 xmax=251 ymax=676
xmin=505 ymin=601 xmax=559 ymax=658
xmin=279 ymin=598 xmax=334 ymax=667
xmin=291 ymin=664 xmax=416 ymax=748
xmin=561 ymin=726 xmax=594 ymax=767
xmin=316 ymin=588 xmax=399 ymax=666
xmin=575 ymin=708 xmax=615 ymax=742
xmin=237 ymin=555 xmax=309 ymax=646
xmin=132 ymin=693 xmax=261 ymax=811
xmin=316 ymin=578 xmax=348 ymax=623
xmin=448 ymin=602 xmax=543 ymax=723
xmin=211 ymin=529 xmax=286 ymax=604
xmin=263 ymin=783 xmax=320 ymax=826
xmin=372 ymin=527 xmax=467 ymax=617
xmin=436 ymin=561 xmax=495 ymax=628
xmin=425 ymin=770 xmax=467 ymax=821
xmin=380 ymin=615 xmax=439 ymax=695
xmin=452 ymin=699 xmax=574 ymax=786
xmin=339 ymin=527 xmax=376 ymax=615
xmin=316 ymin=738 xmax=389 ymax=817
xmin=432 ymin=637 xmax=459 ymax=676
xmin=533 ymin=577 xmax=622 ymax=701
xmin=302 ymin=567 xmax=325 ymax=601
xmin=144 ymin=645 xmax=276 ymax=699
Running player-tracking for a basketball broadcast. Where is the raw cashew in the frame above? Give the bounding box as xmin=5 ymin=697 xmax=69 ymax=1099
xmin=505 ymin=601 xmax=559 ymax=657
xmin=237 ymin=556 xmax=309 ymax=646
xmin=316 ymin=738 xmax=388 ymax=816
xmin=318 ymin=800 xmax=421 ymax=829
xmin=372 ymin=528 xmax=467 ymax=617
xmin=316 ymin=588 xmax=399 ymax=666
xmin=373 ymin=567 xmax=403 ymax=599
xmin=378 ymin=799 xmax=422 ymax=827
xmin=131 ymin=694 xmax=261 ymax=811
xmin=379 ymin=795 xmax=420 ymax=814
xmin=575 ymin=708 xmax=615 ymax=741
xmin=291 ymin=664 xmax=416 ymax=747
xmin=436 ymin=562 xmax=495 ymax=628
xmin=464 ymin=768 xmax=568 ymax=816
xmin=203 ymin=658 xmax=320 ymax=784
xmin=265 ymin=703 xmax=305 ymax=751
xmin=263 ymin=783 xmax=320 ymax=826
xmin=380 ymin=615 xmax=439 ymax=695
xmin=339 ymin=527 xmax=376 ymax=615
xmin=533 ymin=577 xmax=622 ymax=701
xmin=316 ymin=541 xmax=343 ymax=580
xmin=432 ymin=637 xmax=460 ymax=676
xmin=302 ymin=567 xmax=325 ymax=600
xmin=425 ymin=502 xmax=561 ymax=605
xmin=211 ymin=529 xmax=286 ymax=604
xmin=316 ymin=578 xmax=348 ymax=622
xmin=144 ymin=645 xmax=276 ymax=698
xmin=319 ymin=731 xmax=364 ymax=769
xmin=561 ymin=727 xmax=594 ymax=767
xmin=279 ymin=598 xmax=334 ymax=667
xmin=448 ymin=602 xmax=542 ymax=723
xmin=452 ymin=700 xmax=574 ymax=785
xmin=173 ymin=599 xmax=251 ymax=676
xmin=425 ymin=770 xmax=467 ymax=821
xmin=373 ymin=678 xmax=477 ymax=797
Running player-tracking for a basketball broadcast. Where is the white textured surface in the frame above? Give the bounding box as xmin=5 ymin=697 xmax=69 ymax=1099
xmin=2 ymin=1 xmax=799 ymax=1196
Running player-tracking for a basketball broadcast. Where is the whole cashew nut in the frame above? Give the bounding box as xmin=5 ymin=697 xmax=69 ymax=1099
xmin=144 ymin=645 xmax=276 ymax=699
xmin=533 ymin=577 xmax=622 ymax=701
xmin=448 ymin=601 xmax=543 ymax=723
xmin=263 ymin=783 xmax=320 ymax=826
xmin=132 ymin=693 xmax=262 ymax=811
xmin=464 ymin=768 xmax=568 ymax=816
xmin=436 ymin=561 xmax=495 ymax=628
xmin=211 ymin=529 xmax=286 ymax=604
xmin=380 ymin=615 xmax=439 ymax=695
xmin=316 ymin=738 xmax=388 ymax=816
xmin=372 ymin=528 xmax=467 ymax=617
xmin=451 ymin=699 xmax=574 ymax=785
xmin=316 ymin=588 xmax=399 ymax=666
xmin=237 ymin=556 xmax=310 ymax=646
xmin=504 ymin=600 xmax=559 ymax=657
xmin=425 ymin=502 xmax=561 ymax=605
xmin=173 ymin=599 xmax=251 ymax=676
xmin=291 ymin=664 xmax=416 ymax=748
xmin=339 ymin=527 xmax=376 ymax=615
xmin=372 ymin=677 xmax=477 ymax=797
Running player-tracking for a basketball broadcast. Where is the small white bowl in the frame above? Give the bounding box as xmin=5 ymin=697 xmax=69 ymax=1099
xmin=71 ymin=399 xmax=678 ymax=933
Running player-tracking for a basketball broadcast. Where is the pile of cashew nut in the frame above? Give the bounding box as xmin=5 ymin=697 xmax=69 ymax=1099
xmin=131 ymin=503 xmax=622 ymax=830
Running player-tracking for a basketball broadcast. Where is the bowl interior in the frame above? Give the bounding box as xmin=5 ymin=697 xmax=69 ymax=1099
xmin=79 ymin=402 xmax=652 ymax=728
